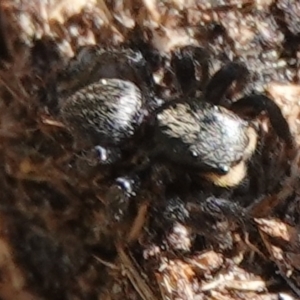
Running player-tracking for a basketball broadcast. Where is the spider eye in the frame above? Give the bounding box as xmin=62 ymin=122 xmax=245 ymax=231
xmin=217 ymin=164 xmax=230 ymax=175
xmin=191 ymin=150 xmax=198 ymax=157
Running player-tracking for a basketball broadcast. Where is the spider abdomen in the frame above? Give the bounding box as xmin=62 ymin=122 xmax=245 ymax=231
xmin=60 ymin=78 xmax=144 ymax=146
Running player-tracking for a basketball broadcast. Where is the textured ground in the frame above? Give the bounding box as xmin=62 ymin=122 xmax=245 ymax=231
xmin=0 ymin=0 xmax=300 ymax=299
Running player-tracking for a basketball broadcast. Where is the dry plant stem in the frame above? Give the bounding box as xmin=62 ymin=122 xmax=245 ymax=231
xmin=96 ymin=0 xmax=125 ymax=36
xmin=277 ymin=268 xmax=300 ymax=298
xmin=127 ymin=202 xmax=149 ymax=244
xmin=93 ymin=255 xmax=119 ymax=270
xmin=142 ymin=0 xmax=160 ymax=24
xmin=259 ymin=231 xmax=300 ymax=297
xmin=156 ymin=278 xmax=168 ymax=300
xmin=201 ymin=278 xmax=268 ymax=292
xmin=116 ymin=243 xmax=158 ymax=300
xmin=243 ymin=231 xmax=267 ymax=260
xmin=0 ymin=75 xmax=29 ymax=103
xmin=96 ymin=0 xmax=116 ymax=25
xmin=40 ymin=117 xmax=65 ymax=128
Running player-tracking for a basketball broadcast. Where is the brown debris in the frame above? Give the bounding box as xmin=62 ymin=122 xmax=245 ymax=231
xmin=1 ymin=0 xmax=300 ymax=299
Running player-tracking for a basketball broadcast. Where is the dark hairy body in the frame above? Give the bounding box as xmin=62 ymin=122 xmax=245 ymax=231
xmin=154 ymin=99 xmax=257 ymax=186
xmin=58 ymin=46 xmax=293 ymax=190
xmin=61 ymin=78 xmax=144 ymax=146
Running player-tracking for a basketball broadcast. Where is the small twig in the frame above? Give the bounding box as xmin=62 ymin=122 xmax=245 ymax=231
xmin=277 ymin=267 xmax=300 ymax=298
xmin=116 ymin=243 xmax=158 ymax=300
xmin=259 ymin=230 xmax=300 ymax=297
xmin=127 ymin=202 xmax=149 ymax=244
xmin=93 ymin=255 xmax=119 ymax=270
xmin=243 ymin=231 xmax=267 ymax=260
xmin=201 ymin=278 xmax=268 ymax=292
xmin=40 ymin=117 xmax=65 ymax=128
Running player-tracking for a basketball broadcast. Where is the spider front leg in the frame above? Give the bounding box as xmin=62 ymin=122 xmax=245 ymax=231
xmin=105 ymin=175 xmax=141 ymax=225
xmin=104 ymin=159 xmax=166 ymax=246
xmin=104 ymin=161 xmax=151 ymax=230
xmin=171 ymin=46 xmax=210 ymax=96
xmin=204 ymin=61 xmax=250 ymax=105
xmin=230 ymin=94 xmax=294 ymax=148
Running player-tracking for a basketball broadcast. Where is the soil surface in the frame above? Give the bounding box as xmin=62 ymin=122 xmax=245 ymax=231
xmin=0 ymin=1 xmax=300 ymax=299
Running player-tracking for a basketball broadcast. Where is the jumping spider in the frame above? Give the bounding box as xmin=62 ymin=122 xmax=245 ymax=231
xmin=57 ymin=45 xmax=293 ymax=226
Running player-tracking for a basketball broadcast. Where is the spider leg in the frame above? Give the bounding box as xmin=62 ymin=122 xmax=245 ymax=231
xmin=171 ymin=46 xmax=210 ymax=96
xmin=105 ymin=162 xmax=151 ymax=226
xmin=204 ymin=61 xmax=250 ymax=105
xmin=230 ymin=94 xmax=294 ymax=148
